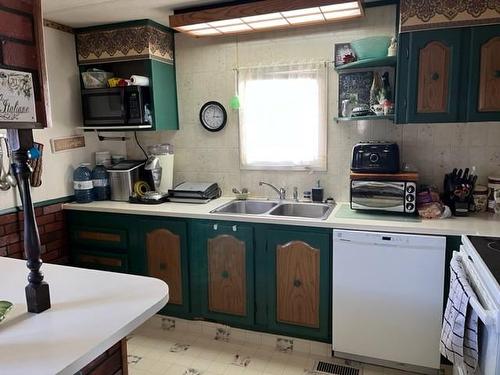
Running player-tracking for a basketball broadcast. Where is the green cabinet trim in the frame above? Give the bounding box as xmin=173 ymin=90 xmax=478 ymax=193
xmin=192 ymin=222 xmax=255 ymax=327
xmin=467 ymin=25 xmax=500 ymax=122
xmin=137 ymin=218 xmax=190 ymax=316
xmin=265 ymin=228 xmax=331 ymax=340
xmin=68 ymin=211 xmax=460 ymax=343
xmin=397 ymin=25 xmax=500 ymax=124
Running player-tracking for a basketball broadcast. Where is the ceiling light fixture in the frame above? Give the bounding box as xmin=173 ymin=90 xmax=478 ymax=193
xmin=170 ymin=0 xmax=364 ymax=37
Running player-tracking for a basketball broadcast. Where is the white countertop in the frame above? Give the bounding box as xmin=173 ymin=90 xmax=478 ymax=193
xmin=64 ymin=197 xmax=500 ymax=237
xmin=0 ymin=257 xmax=168 ymax=375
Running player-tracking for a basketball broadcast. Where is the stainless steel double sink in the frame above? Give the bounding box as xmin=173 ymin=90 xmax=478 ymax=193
xmin=210 ymin=199 xmax=334 ymax=220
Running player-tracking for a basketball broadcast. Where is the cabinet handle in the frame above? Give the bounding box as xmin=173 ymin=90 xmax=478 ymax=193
xmin=495 ymin=70 xmax=500 ymax=78
xmin=213 ymin=224 xmax=218 ymax=231
xmin=232 ymin=225 xmax=237 ymax=232
xmin=293 ymin=279 xmax=302 ymax=288
xmin=221 ymin=270 xmax=229 ymax=279
xmin=431 ymin=72 xmax=439 ymax=81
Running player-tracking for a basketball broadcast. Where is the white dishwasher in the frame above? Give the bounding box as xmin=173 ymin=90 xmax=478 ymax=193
xmin=332 ymin=230 xmax=446 ymax=374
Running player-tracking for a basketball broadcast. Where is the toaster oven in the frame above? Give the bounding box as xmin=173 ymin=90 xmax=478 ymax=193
xmin=350 ymin=180 xmax=417 ymax=214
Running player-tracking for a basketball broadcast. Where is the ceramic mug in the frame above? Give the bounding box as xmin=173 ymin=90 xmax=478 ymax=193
xmin=371 ymin=104 xmax=384 ymax=116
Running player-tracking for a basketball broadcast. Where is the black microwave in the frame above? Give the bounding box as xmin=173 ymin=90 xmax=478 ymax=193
xmin=81 ymin=86 xmax=152 ymax=128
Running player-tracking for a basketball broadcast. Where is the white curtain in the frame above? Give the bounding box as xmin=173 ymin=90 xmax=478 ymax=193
xmin=238 ymin=62 xmax=327 ymax=171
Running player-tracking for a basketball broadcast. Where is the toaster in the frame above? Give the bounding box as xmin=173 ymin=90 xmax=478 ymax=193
xmin=351 ymin=141 xmax=400 ymax=174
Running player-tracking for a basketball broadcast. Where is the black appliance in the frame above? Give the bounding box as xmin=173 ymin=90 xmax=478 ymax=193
xmin=351 ymin=141 xmax=400 ymax=174
xmin=82 ymin=86 xmax=152 ymax=128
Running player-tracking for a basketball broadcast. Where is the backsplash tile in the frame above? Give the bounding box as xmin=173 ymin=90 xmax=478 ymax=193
xmin=126 ymin=5 xmax=500 ymax=202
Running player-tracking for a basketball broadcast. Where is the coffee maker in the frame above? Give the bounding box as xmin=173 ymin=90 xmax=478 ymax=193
xmin=141 ymin=144 xmax=174 ymax=202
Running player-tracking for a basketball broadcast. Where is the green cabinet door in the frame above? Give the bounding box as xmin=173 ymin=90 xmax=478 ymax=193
xmin=149 ymin=59 xmax=179 ymax=130
xmin=192 ymin=221 xmax=255 ymax=327
xmin=137 ymin=218 xmax=190 ymax=316
xmin=265 ymin=228 xmax=331 ymax=341
xmin=467 ymin=25 xmax=500 ymax=122
xmin=397 ymin=29 xmax=465 ymax=123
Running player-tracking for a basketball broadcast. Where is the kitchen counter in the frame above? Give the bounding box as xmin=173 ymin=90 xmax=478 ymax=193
xmin=64 ymin=197 xmax=500 ymax=237
xmin=0 ymin=257 xmax=168 ymax=375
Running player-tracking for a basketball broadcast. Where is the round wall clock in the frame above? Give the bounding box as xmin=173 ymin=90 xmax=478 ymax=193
xmin=199 ymin=101 xmax=227 ymax=132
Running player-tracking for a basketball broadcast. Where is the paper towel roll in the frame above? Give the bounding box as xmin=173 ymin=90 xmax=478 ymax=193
xmin=130 ymin=75 xmax=150 ymax=86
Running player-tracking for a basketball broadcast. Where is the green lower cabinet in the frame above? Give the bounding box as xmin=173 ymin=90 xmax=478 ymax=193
xmin=137 ymin=218 xmax=190 ymax=316
xmin=73 ymin=249 xmax=129 ymax=273
xmin=264 ymin=228 xmax=331 ymax=341
xmin=192 ymin=221 xmax=255 ymax=327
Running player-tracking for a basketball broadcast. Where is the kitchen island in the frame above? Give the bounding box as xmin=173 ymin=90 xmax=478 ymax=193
xmin=0 ymin=257 xmax=168 ymax=375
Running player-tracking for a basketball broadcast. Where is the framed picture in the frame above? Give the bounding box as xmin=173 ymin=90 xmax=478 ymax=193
xmin=0 ymin=68 xmax=36 ymax=122
xmin=334 ymin=43 xmax=356 ymax=67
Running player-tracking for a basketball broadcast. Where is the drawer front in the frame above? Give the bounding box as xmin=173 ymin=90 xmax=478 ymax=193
xmin=71 ymin=226 xmax=128 ymax=250
xmin=74 ymin=250 xmax=128 ymax=273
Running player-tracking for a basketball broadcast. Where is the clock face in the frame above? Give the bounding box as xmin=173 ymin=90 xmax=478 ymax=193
xmin=200 ymin=101 xmax=227 ymax=132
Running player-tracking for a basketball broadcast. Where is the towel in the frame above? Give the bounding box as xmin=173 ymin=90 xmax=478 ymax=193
xmin=440 ymin=253 xmax=479 ymax=374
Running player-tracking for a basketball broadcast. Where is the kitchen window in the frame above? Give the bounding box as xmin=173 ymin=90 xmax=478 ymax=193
xmin=238 ymin=63 xmax=327 ymax=170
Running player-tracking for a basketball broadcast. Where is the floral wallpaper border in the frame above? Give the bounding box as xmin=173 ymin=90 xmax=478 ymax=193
xmin=400 ymin=0 xmax=500 ymax=32
xmin=76 ymin=24 xmax=174 ymax=64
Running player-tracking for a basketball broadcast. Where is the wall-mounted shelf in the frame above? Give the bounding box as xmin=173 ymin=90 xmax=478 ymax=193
xmin=334 ymin=56 xmax=397 ymax=72
xmin=334 ymin=115 xmax=394 ymax=122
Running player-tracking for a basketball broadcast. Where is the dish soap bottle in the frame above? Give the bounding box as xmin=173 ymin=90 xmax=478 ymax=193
xmin=312 ymin=180 xmax=324 ymax=203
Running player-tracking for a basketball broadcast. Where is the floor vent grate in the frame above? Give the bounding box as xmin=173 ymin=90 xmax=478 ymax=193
xmin=313 ymin=360 xmax=361 ymax=375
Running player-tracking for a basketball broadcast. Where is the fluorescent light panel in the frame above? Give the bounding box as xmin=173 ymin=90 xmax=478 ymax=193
xmin=242 ymin=13 xmax=282 ymax=22
xmin=216 ymin=23 xmax=252 ymax=32
xmin=320 ymin=1 xmax=358 ymax=12
xmin=249 ymin=18 xmax=289 ymax=29
xmin=178 ymin=23 xmax=210 ymax=31
xmin=191 ymin=28 xmax=222 ymax=36
xmin=175 ymin=1 xmax=362 ymax=36
xmin=287 ymin=13 xmax=325 ymax=24
xmin=323 ymin=8 xmax=361 ymax=19
xmin=281 ymin=7 xmax=321 ymax=17
xmin=208 ymin=18 xmax=243 ymax=27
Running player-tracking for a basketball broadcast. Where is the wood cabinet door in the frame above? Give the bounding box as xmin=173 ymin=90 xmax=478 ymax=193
xmin=140 ymin=219 xmax=189 ymax=315
xmin=402 ymin=30 xmax=464 ymax=123
xmin=276 ymin=241 xmax=320 ymax=328
xmin=266 ymin=229 xmax=331 ymax=340
xmin=207 ymin=234 xmax=246 ymax=316
xmin=193 ymin=222 xmax=254 ymax=326
xmin=467 ymin=25 xmax=500 ymax=122
xmin=146 ymin=228 xmax=183 ymax=305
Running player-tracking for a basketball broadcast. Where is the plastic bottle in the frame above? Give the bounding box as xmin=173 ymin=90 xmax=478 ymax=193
xmin=92 ymin=163 xmax=110 ymax=201
xmin=73 ymin=163 xmax=94 ymax=203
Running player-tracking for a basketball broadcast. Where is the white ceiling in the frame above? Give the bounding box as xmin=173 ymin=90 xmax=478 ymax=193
xmin=43 ymin=0 xmax=223 ymax=28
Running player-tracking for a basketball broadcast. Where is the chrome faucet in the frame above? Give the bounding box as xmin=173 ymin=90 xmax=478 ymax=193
xmin=293 ymin=187 xmax=299 ymax=202
xmin=259 ymin=181 xmax=286 ymax=200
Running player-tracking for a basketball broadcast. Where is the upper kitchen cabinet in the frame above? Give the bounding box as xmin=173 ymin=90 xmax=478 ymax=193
xmin=74 ymin=20 xmax=179 ymax=131
xmin=0 ymin=0 xmax=49 ymax=129
xmin=397 ymin=25 xmax=500 ymax=124
xmin=467 ymin=25 xmax=500 ymax=122
xmin=396 ymin=30 xmax=464 ymax=123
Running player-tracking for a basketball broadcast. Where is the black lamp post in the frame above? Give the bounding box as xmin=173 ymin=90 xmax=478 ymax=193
xmin=8 ymin=128 xmax=50 ymax=313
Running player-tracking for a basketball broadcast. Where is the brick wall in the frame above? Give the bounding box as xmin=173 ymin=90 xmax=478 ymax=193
xmin=0 ymin=203 xmax=69 ymax=264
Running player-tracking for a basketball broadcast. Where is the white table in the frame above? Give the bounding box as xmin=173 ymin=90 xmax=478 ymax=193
xmin=0 ymin=257 xmax=168 ymax=375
